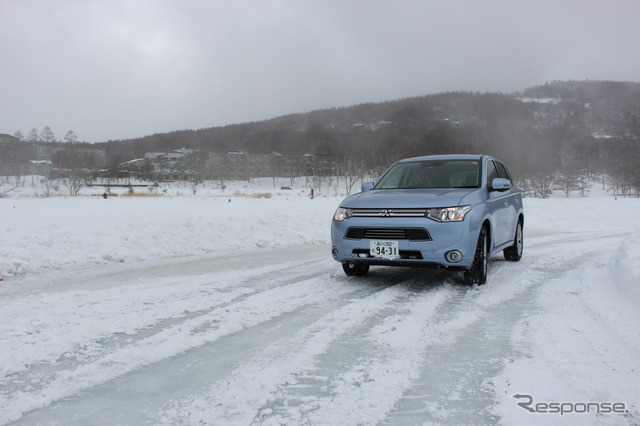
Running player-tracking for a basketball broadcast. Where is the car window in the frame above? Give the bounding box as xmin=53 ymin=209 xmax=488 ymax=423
xmin=375 ymin=160 xmax=480 ymax=189
xmin=495 ymin=162 xmax=511 ymax=182
xmin=486 ymin=160 xmax=499 ymax=187
xmin=501 ymin=163 xmax=514 ymax=181
xmin=375 ymin=162 xmax=415 ymax=188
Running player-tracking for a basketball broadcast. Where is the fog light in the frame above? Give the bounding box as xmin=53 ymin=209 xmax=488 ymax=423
xmin=446 ymin=250 xmax=463 ymax=263
xmin=332 ymin=247 xmax=339 ymax=257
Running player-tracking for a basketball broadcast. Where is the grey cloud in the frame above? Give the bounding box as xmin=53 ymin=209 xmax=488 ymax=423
xmin=1 ymin=0 xmax=639 ymax=142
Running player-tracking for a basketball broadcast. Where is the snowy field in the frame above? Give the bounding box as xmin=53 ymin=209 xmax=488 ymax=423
xmin=1 ymin=179 xmax=331 ymax=277
xmin=1 ymin=179 xmax=639 ymax=425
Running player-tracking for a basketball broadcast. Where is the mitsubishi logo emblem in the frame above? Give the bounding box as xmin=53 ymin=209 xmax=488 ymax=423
xmin=382 ymin=209 xmax=391 ymax=217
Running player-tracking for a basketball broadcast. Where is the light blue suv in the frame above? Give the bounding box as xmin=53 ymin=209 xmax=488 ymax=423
xmin=331 ymin=154 xmax=524 ymax=284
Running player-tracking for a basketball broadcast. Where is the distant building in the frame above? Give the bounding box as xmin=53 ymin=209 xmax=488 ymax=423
xmin=117 ymin=148 xmax=197 ymax=181
xmin=117 ymin=148 xmax=335 ymax=181
xmin=205 ymin=151 xmax=335 ymax=181
xmin=0 ymin=133 xmax=22 ymax=175
xmin=0 ymin=133 xmax=20 ymax=144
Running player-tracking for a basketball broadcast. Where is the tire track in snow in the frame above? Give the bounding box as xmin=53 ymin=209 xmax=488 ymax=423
xmin=253 ymin=283 xmax=459 ymax=426
xmin=281 ymin=267 xmax=538 ymax=426
xmin=155 ymin=280 xmax=453 ymax=425
xmin=0 ymin=258 xmax=348 ymax=424
xmin=380 ymin=231 xmax=634 ymax=425
xmin=378 ymin=263 xmax=539 ymax=425
xmin=11 ymin=266 xmax=425 ymax=426
xmin=243 ymin=232 xmax=609 ymax=425
xmin=8 ymin=230 xmax=633 ymax=425
xmin=491 ymin=234 xmax=640 ymax=425
xmin=1 ymin=257 xmax=329 ymax=381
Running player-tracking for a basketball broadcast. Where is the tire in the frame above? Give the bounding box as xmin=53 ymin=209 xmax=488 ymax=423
xmin=464 ymin=226 xmax=488 ymax=285
xmin=503 ymin=219 xmax=523 ymax=261
xmin=342 ymin=262 xmax=370 ymax=277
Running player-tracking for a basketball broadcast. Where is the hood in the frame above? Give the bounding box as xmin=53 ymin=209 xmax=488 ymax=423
xmin=341 ymin=188 xmax=476 ymax=209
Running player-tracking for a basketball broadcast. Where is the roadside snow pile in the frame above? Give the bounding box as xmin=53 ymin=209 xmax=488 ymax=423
xmin=610 ymin=233 xmax=640 ymax=305
xmin=491 ymin=202 xmax=640 ymax=425
xmin=522 ymin=196 xmax=640 ymax=234
xmin=3 ymin=187 xmax=640 ymax=279
xmin=2 ymin=177 xmax=348 ymax=199
xmin=0 ymin=196 xmax=339 ymax=278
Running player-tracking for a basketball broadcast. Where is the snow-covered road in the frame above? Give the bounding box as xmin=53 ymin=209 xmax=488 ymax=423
xmin=1 ymin=192 xmax=639 ymax=425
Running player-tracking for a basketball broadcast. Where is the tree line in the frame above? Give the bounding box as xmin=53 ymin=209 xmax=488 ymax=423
xmin=100 ymin=80 xmax=639 ymax=197
xmin=4 ymin=80 xmax=640 ymax=197
xmin=13 ymin=126 xmax=80 ymax=144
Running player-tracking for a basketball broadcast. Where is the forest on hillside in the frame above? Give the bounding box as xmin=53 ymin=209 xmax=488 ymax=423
xmin=3 ymin=80 xmax=640 ymax=197
xmin=100 ymin=80 xmax=640 ymax=197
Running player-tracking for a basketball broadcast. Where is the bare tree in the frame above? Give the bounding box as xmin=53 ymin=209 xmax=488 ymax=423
xmin=41 ymin=176 xmax=58 ymax=197
xmin=27 ymin=128 xmax=39 ymax=142
xmin=577 ymin=171 xmax=592 ymax=197
xmin=0 ymin=176 xmax=16 ymax=197
xmin=531 ymin=172 xmax=554 ymax=199
xmin=311 ymin=174 xmax=324 ymax=195
xmin=555 ymin=170 xmax=579 ymax=197
xmin=62 ymin=175 xmax=86 ymax=196
xmin=41 ymin=126 xmax=55 ymax=143
xmin=336 ymin=152 xmax=361 ymax=195
xmin=64 ymin=130 xmax=78 ymax=144
xmin=27 ymin=128 xmax=40 ymax=183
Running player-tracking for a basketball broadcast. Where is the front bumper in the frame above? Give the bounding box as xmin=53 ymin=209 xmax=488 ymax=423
xmin=331 ymin=216 xmax=478 ymax=269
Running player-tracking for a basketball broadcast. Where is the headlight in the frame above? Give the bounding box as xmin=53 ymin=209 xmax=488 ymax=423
xmin=427 ymin=205 xmax=472 ymax=222
xmin=333 ymin=207 xmax=353 ymax=222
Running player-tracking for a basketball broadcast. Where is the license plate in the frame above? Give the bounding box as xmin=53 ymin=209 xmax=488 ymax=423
xmin=370 ymin=240 xmax=400 ymax=259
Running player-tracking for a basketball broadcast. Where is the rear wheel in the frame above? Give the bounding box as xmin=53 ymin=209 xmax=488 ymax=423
xmin=503 ymin=219 xmax=523 ymax=261
xmin=342 ymin=262 xmax=370 ymax=277
xmin=464 ymin=227 xmax=488 ymax=285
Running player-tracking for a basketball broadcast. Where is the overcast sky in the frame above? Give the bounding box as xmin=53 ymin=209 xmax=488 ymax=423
xmin=1 ymin=0 xmax=639 ymax=142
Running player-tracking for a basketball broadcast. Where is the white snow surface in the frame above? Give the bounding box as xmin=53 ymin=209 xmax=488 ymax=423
xmin=1 ymin=180 xmax=639 ymax=425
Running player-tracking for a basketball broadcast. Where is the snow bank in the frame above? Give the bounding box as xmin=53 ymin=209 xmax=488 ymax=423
xmin=1 ymin=177 xmax=351 ymax=199
xmin=0 ymin=195 xmax=339 ymax=278
xmin=492 ymin=204 xmax=640 ymax=425
xmin=610 ymin=233 xmax=640 ymax=305
xmin=522 ymin=196 xmax=640 ymax=234
xmin=3 ymin=183 xmax=640 ymax=279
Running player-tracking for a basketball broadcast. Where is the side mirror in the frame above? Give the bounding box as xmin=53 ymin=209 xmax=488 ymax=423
xmin=361 ymin=181 xmax=375 ymax=192
xmin=491 ymin=178 xmax=511 ymax=192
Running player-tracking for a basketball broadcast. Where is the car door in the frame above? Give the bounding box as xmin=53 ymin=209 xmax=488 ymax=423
xmin=486 ymin=160 xmax=513 ymax=248
xmin=494 ymin=161 xmax=519 ymax=245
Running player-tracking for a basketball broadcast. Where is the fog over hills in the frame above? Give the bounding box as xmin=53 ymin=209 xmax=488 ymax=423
xmin=3 ymin=80 xmax=639 ymax=197
xmin=99 ymin=80 xmax=639 ymax=194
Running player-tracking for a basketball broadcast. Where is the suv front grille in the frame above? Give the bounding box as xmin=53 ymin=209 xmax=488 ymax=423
xmin=351 ymin=208 xmax=427 ymax=218
xmin=345 ymin=227 xmax=431 ymax=241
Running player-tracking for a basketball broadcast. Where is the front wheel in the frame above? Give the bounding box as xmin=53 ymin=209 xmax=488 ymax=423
xmin=342 ymin=262 xmax=370 ymax=277
xmin=464 ymin=227 xmax=488 ymax=285
xmin=503 ymin=219 xmax=523 ymax=261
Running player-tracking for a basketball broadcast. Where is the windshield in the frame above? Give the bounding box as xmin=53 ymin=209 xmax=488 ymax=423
xmin=374 ymin=159 xmax=480 ymax=189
